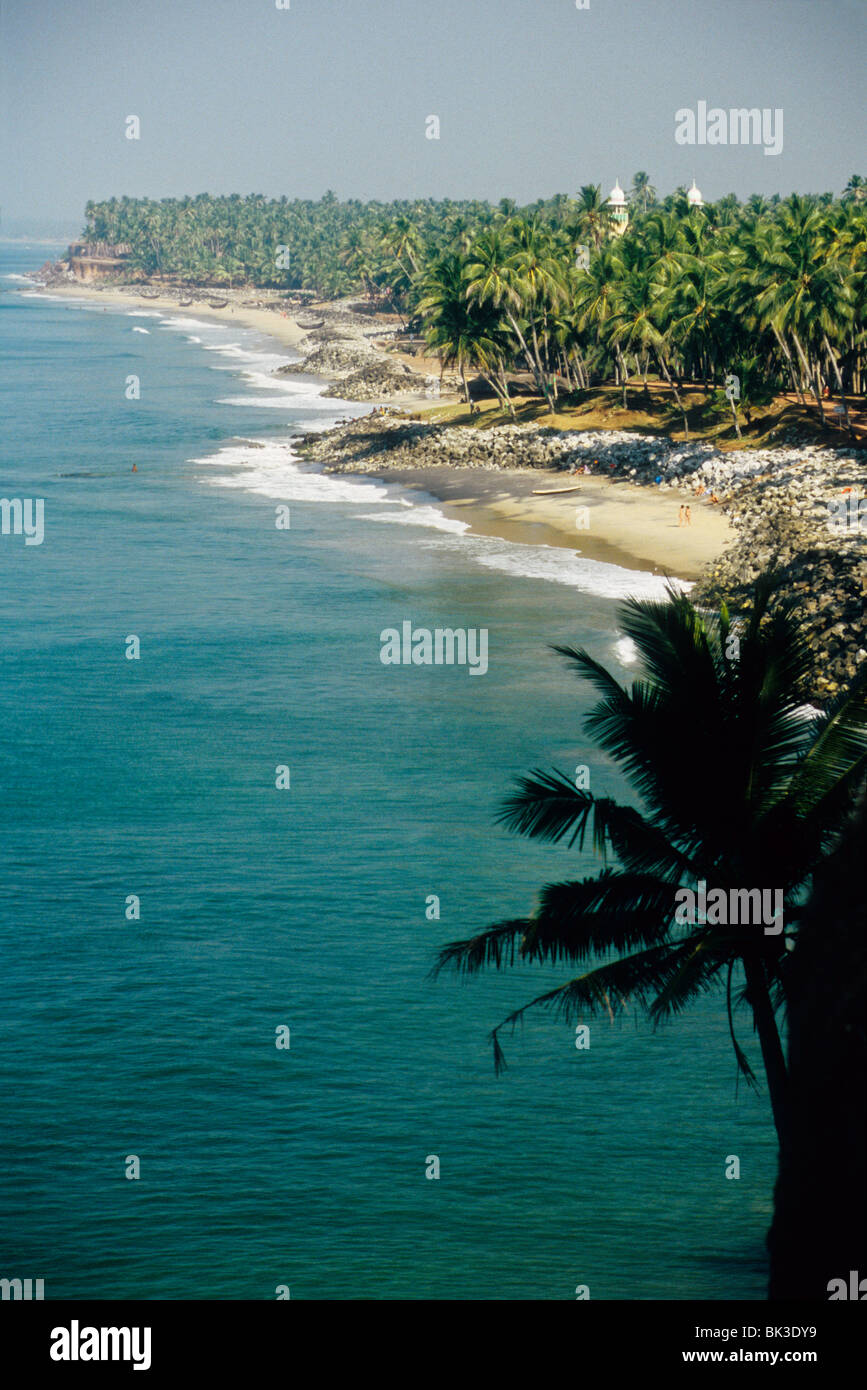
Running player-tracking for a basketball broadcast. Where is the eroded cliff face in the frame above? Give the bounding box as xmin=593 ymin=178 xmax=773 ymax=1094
xmin=67 ymin=242 xmax=133 ymax=282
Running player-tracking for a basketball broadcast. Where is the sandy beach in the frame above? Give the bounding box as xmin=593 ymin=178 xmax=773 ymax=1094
xmin=31 ymin=281 xmax=312 ymax=349
xmin=30 ymin=281 xmax=731 ymax=580
xmin=358 ymin=464 xmax=732 ymax=580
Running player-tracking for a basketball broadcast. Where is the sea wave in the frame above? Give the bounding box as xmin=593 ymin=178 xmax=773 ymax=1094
xmin=613 ymin=635 xmax=640 ymax=665
xmin=356 ymin=507 xmax=470 ymax=535
xmin=434 ymin=532 xmax=690 ymax=600
xmin=194 ymin=437 xmax=686 ymax=599
xmin=215 ymin=392 xmax=360 ymax=413
xmin=158 ymin=315 xmax=225 ymax=332
xmin=191 ymin=439 xmax=395 ymax=503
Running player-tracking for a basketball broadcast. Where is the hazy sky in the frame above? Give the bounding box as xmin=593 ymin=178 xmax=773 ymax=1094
xmin=1 ymin=0 xmax=864 ymax=233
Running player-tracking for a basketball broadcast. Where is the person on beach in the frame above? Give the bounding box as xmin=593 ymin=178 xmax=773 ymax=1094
xmin=685 ymin=505 xmax=691 ymax=525
xmin=678 ymin=504 xmax=684 ymax=526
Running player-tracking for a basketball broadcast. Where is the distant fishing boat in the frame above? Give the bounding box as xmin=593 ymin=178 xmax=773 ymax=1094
xmin=208 ymin=298 xmax=229 ymax=309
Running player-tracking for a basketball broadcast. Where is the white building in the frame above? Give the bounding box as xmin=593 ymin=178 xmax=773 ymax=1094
xmin=606 ymin=180 xmax=629 ymax=236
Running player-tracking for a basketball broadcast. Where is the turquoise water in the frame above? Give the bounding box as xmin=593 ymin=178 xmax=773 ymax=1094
xmin=0 ymin=243 xmax=776 ymax=1300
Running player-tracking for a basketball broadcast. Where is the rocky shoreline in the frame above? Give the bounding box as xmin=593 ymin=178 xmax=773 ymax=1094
xmin=296 ymin=415 xmax=866 ymax=703
xmin=35 ymin=257 xmax=446 ymax=403
xmin=32 ymin=261 xmax=866 ymax=702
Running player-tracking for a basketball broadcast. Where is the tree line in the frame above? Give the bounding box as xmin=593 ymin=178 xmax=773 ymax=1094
xmin=81 ymin=174 xmax=866 ymax=433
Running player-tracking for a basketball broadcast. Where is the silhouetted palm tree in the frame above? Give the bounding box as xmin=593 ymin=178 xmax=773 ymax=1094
xmin=434 ymin=578 xmax=867 ymax=1145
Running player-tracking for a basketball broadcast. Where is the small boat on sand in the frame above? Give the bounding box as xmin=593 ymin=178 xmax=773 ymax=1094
xmin=531 ymin=484 xmax=583 ymax=495
xmin=208 ymin=298 xmax=229 ymax=309
xmin=178 ymin=297 xmax=193 ymax=307
xmin=296 ymin=314 xmax=324 ymax=329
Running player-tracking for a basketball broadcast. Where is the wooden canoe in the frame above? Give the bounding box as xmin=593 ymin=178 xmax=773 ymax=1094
xmin=531 ymin=484 xmax=584 ymax=495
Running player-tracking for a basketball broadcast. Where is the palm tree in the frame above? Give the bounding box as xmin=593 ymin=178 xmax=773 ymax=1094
xmin=508 ymin=217 xmax=567 ymax=410
xmin=417 ymin=252 xmax=515 ymax=415
xmin=465 ymin=228 xmax=555 ymax=413
xmin=608 ymin=263 xmax=692 ymax=433
xmin=629 ymin=171 xmax=657 ymax=215
xmin=842 ymin=175 xmax=866 ymax=205
xmin=573 ymin=184 xmax=610 ymax=251
xmin=382 ymin=215 xmax=423 ymax=280
xmin=573 ymin=243 xmax=625 ymax=394
xmin=434 ymin=578 xmax=867 ymax=1145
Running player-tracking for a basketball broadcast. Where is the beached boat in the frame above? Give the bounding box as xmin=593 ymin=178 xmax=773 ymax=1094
xmin=531 ymin=484 xmax=584 ymax=495
xmin=139 ymin=288 xmax=160 ymax=299
xmin=178 ymin=297 xmax=193 ymax=307
xmin=296 ymin=314 xmax=324 ymax=329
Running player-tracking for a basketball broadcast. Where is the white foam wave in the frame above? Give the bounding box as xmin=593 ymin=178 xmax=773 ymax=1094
xmin=158 ymin=315 xmax=222 ymax=331
xmin=237 ymin=366 xmax=312 ymax=390
xmin=441 ymin=533 xmax=691 ymax=600
xmin=132 ymin=326 xmax=150 ymax=334
xmin=191 ymin=440 xmax=394 ymax=504
xmin=357 ymin=507 xmax=470 ymax=535
xmin=192 ymin=437 xmax=686 ymax=600
xmin=2 ymin=272 xmax=37 ymax=283
xmin=127 ymin=310 xmax=163 ymax=318
xmin=202 ymin=343 xmax=292 ymax=368
xmin=216 ymin=393 xmax=355 ymax=412
xmin=613 ymin=635 xmax=640 ymax=665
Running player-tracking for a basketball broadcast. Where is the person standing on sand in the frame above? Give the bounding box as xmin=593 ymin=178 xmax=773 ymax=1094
xmin=685 ymin=505 xmax=691 ymax=525
xmin=678 ymin=504 xmax=684 ymax=526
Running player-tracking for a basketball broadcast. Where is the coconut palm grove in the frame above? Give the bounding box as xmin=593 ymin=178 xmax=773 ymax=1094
xmin=80 ymin=176 xmax=867 ymax=431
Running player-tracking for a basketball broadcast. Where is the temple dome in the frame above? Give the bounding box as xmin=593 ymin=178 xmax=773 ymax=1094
xmin=607 ymin=180 xmax=627 ymax=207
xmin=687 ymin=179 xmax=704 ymax=207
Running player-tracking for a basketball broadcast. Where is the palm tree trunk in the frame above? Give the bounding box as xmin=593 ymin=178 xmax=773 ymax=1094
xmin=500 ymin=363 xmax=515 ymax=419
xmin=531 ymin=318 xmax=555 ymax=414
xmin=479 ymin=369 xmax=506 ymax=413
xmin=772 ymin=326 xmax=804 ymax=404
xmin=615 ymin=346 xmax=629 ymax=409
xmin=506 ymin=309 xmax=550 ymax=407
xmin=743 ymin=956 xmax=789 ymax=1145
xmin=791 ymin=331 xmax=823 ymax=421
xmin=655 ymin=349 xmax=689 ymax=439
xmin=822 ymin=333 xmax=855 ymax=440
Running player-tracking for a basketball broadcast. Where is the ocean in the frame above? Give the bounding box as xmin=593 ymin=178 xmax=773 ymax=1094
xmin=0 ymin=242 xmax=776 ymax=1300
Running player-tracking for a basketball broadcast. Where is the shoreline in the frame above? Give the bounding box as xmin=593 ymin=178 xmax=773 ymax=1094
xmin=27 ymin=279 xmax=730 ymax=580
xmin=24 ymin=280 xmax=312 ymax=350
xmin=350 ymin=463 xmax=730 ymax=580
xmin=19 ymin=273 xmax=865 ymax=696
